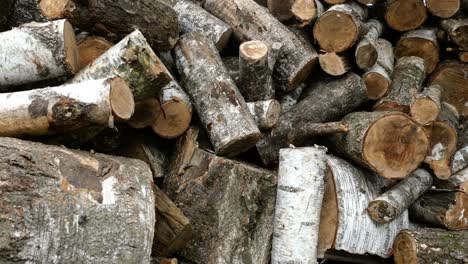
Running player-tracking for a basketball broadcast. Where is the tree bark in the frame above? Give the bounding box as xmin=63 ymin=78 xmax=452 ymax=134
xmin=374 ymin=56 xmax=426 ymax=113
xmin=271 ymin=146 xmax=327 ymax=263
xmin=174 ymin=32 xmax=261 ymax=157
xmin=71 ymin=30 xmax=172 ymax=102
xmin=9 ymin=0 xmax=49 ymax=27
xmin=0 ymin=137 xmax=155 ymax=264
xmin=77 ymin=35 xmax=113 ymax=70
xmin=393 ymin=229 xmax=468 ymax=264
xmin=257 ymin=72 xmax=368 ymax=166
xmin=451 ymin=145 xmax=468 ymax=174
xmin=426 ymin=0 xmax=461 ymax=18
xmin=441 ymin=18 xmax=468 ymax=51
xmin=174 ymin=0 xmax=232 ymax=51
xmin=279 ymin=83 xmax=305 ymax=114
xmin=327 ymin=111 xmax=429 ymax=180
xmin=204 ymin=0 xmax=319 ymax=92
xmin=410 ymin=85 xmax=442 ymax=126
xmin=319 ymin=52 xmax=352 ymax=76
xmin=291 ymin=0 xmax=324 ymax=27
xmin=313 ymin=2 xmax=368 ymax=53
xmin=0 ymin=20 xmax=79 ymax=89
xmin=355 ymin=19 xmax=384 ymax=69
xmin=127 ymin=98 xmax=161 ymax=129
xmin=247 ymin=100 xmax=281 ymax=130
xmin=0 ymin=77 xmax=134 ymax=137
xmin=363 ymin=39 xmax=394 ymax=100
xmin=367 ymin=169 xmax=433 ymax=224
xmin=384 ymin=0 xmax=427 ymax=32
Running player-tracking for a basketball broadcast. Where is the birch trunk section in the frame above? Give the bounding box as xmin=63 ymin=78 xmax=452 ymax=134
xmin=247 ymin=100 xmax=281 ymax=130
xmin=355 ymin=19 xmax=384 ymax=69
xmin=384 ymin=0 xmax=427 ymax=32
xmin=362 ymin=39 xmax=394 ymax=100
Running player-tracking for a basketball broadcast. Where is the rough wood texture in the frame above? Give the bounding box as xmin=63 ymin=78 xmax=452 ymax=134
xmin=174 ymin=32 xmax=261 ymax=157
xmin=77 ymin=35 xmax=113 ymax=69
xmin=427 ymin=0 xmax=461 ymax=18
xmin=128 ymin=98 xmax=161 ymax=129
xmin=367 ymin=169 xmax=433 ymax=224
xmin=452 ymin=145 xmax=468 ymax=174
xmin=314 ymin=2 xmax=368 ymax=53
xmin=441 ymin=18 xmax=468 ymax=51
xmin=374 ymin=56 xmax=426 ymax=113
xmin=174 ymin=0 xmax=232 ymax=51
xmin=410 ymin=85 xmax=442 ymax=126
xmin=204 ymin=0 xmax=319 ymax=92
xmin=267 ymin=0 xmax=295 ymax=21
xmin=319 ymin=52 xmax=352 ymax=76
xmin=384 ymin=0 xmax=427 ymax=32
xmin=291 ymin=0 xmax=324 ymax=27
xmin=272 ymin=147 xmax=327 ymax=263
xmin=247 ymin=100 xmax=281 ymax=130
xmin=9 ymin=0 xmax=48 ymax=27
xmin=163 ymin=128 xmax=277 ymax=264
xmin=71 ymin=30 xmax=171 ymax=102
xmin=355 ymin=19 xmax=384 ymax=69
xmin=0 ymin=77 xmax=134 ymax=137
xmin=363 ymin=39 xmax=394 ymax=100
xmin=0 ymin=137 xmax=155 ymax=263
xmin=0 ymin=20 xmax=79 ymax=89
xmin=318 ymin=156 xmax=409 ymax=258
xmin=395 ymin=28 xmax=440 ymax=74
xmin=393 ymin=229 xmax=468 ymax=264
xmin=279 ymin=83 xmax=305 ymax=114
xmin=257 ymin=72 xmax=368 ymax=166
xmin=38 ymin=0 xmax=179 ymax=51
xmin=328 ymin=111 xmax=429 ymax=180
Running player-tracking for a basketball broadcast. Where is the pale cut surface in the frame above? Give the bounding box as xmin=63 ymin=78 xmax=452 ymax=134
xmin=410 ymin=97 xmax=440 ymax=125
xmin=109 ymin=77 xmax=135 ymax=120
xmin=425 ymin=121 xmax=458 ymax=179
xmin=385 ymin=0 xmax=427 ymax=31
xmin=317 ymin=168 xmax=338 ymax=258
xmin=395 ymin=38 xmax=439 ymax=74
xmin=393 ymin=232 xmax=418 ymax=264
xmin=39 ymin=0 xmax=71 ymax=19
xmin=78 ymin=36 xmax=113 ymax=69
xmin=426 ymin=0 xmax=460 ymax=18
xmin=363 ymin=72 xmax=390 ymax=100
xmin=240 ymin=40 xmax=269 ymax=61
xmin=319 ymin=53 xmax=349 ymax=76
xmin=63 ymin=21 xmax=80 ymax=74
xmin=314 ymin=11 xmax=358 ymax=52
xmin=153 ymin=101 xmax=192 ymax=139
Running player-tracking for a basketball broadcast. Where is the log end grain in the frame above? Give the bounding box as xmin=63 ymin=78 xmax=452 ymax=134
xmin=152 ymin=99 xmax=192 ymax=139
xmin=393 ymin=231 xmax=419 ymax=264
xmin=367 ymin=200 xmax=398 ymax=224
xmin=109 ymin=77 xmax=135 ymax=120
xmin=240 ymin=40 xmax=269 ymax=63
xmin=425 ymin=121 xmax=458 ymax=180
xmin=385 ymin=0 xmax=427 ymax=32
xmin=314 ymin=11 xmax=359 ymax=53
xmin=356 ymin=43 xmax=378 ymax=70
xmin=319 ymin=53 xmax=351 ymax=76
xmin=363 ymin=71 xmax=390 ymax=100
xmin=395 ymin=37 xmax=440 ymax=74
xmin=426 ymin=0 xmax=461 ymax=18
xmin=39 ymin=0 xmax=72 ymax=19
xmin=63 ymin=20 xmax=80 ymax=75
xmin=410 ymin=98 xmax=441 ymax=126
xmin=128 ymin=98 xmax=161 ymax=129
xmin=77 ymin=36 xmax=113 ymax=69
xmin=317 ymin=168 xmax=339 ymax=258
xmin=291 ymin=0 xmax=318 ymax=24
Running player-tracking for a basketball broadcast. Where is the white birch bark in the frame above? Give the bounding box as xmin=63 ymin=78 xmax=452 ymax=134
xmin=452 ymin=146 xmax=468 ymax=174
xmin=355 ymin=19 xmax=384 ymax=69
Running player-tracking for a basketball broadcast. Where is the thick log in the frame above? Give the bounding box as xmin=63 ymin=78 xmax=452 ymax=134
xmin=77 ymin=35 xmax=113 ymax=69
xmin=204 ymin=0 xmax=319 ymax=92
xmin=0 ymin=20 xmax=79 ymax=89
xmin=374 ymin=56 xmax=426 ymax=113
xmin=279 ymin=83 xmax=305 ymax=114
xmin=355 ymin=19 xmax=384 ymax=69
xmin=291 ymin=0 xmax=324 ymax=27
xmin=426 ymin=0 xmax=461 ymax=18
xmin=363 ymin=39 xmax=394 ymax=100
xmin=247 ymin=100 xmax=281 ymax=130
xmin=451 ymin=146 xmax=468 ymax=174
xmin=153 ymin=80 xmax=193 ymax=139
xmin=410 ymin=85 xmax=442 ymax=126
xmin=319 ymin=52 xmax=352 ymax=76
xmin=328 ymin=111 xmax=429 ymax=180
xmin=128 ymin=98 xmax=161 ymax=129
xmin=37 ymin=0 xmax=179 ymax=51
xmin=174 ymin=0 xmax=232 ymax=51
xmin=257 ymin=72 xmax=368 ymax=166
xmin=174 ymin=32 xmax=261 ymax=157
xmin=0 ymin=77 xmax=134 ymax=137
xmin=0 ymin=137 xmax=155 ymax=263
xmin=367 ymin=169 xmax=433 ymax=224
xmin=71 ymin=30 xmax=172 ymax=102
xmin=267 ymin=0 xmax=295 ymax=21
xmin=384 ymin=0 xmax=427 ymax=32
xmin=313 ymin=2 xmax=368 ymax=53
xmin=318 ymin=156 xmax=409 ymax=258
xmin=395 ymin=28 xmax=440 ymax=74
xmin=428 ymin=61 xmax=468 ymax=117
xmin=441 ymin=18 xmax=468 ymax=51
xmin=271 ymin=147 xmax=327 ymax=263
xmin=393 ymin=229 xmax=468 ymax=264
xmin=164 ymin=127 xmax=277 ymax=264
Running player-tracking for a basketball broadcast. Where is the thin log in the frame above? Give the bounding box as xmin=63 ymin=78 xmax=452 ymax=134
xmin=77 ymin=35 xmax=113 ymax=69
xmin=384 ymin=0 xmax=427 ymax=32
xmin=319 ymin=52 xmax=352 ymax=76
xmin=247 ymin=100 xmax=281 ymax=130
xmin=426 ymin=0 xmax=461 ymax=18
xmin=410 ymin=85 xmax=443 ymax=126
xmin=355 ymin=19 xmax=384 ymax=69
xmin=127 ymin=98 xmax=161 ymax=129
xmin=451 ymin=146 xmax=468 ymax=174
xmin=267 ymin=0 xmax=295 ymax=21
xmin=362 ymin=39 xmax=394 ymax=100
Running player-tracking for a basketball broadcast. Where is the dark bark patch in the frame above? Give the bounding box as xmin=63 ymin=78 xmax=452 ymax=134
xmin=49 ymin=97 xmax=99 ymax=130
xmin=28 ymin=97 xmax=48 ymax=118
xmin=32 ymin=57 xmax=51 ymax=78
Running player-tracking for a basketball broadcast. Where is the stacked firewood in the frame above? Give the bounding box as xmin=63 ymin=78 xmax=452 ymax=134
xmin=0 ymin=0 xmax=467 ymax=263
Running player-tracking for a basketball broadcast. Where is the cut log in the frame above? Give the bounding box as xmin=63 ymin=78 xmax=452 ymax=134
xmin=319 ymin=52 xmax=352 ymax=76
xmin=395 ymin=28 xmax=440 ymax=74
xmin=0 ymin=77 xmax=134 ymax=137
xmin=71 ymin=30 xmax=172 ymax=102
xmin=127 ymin=98 xmax=161 ymax=129
xmin=247 ymin=100 xmax=281 ymax=130
xmin=0 ymin=137 xmax=155 ymax=263
xmin=363 ymin=39 xmax=394 ymax=100
xmin=174 ymin=0 xmax=232 ymax=51
xmin=427 ymin=61 xmax=468 ymax=117
xmin=410 ymin=85 xmax=443 ymax=126
xmin=291 ymin=0 xmax=324 ymax=27
xmin=451 ymin=146 xmax=468 ymax=174
xmin=425 ymin=102 xmax=459 ymax=180
xmin=152 ymin=80 xmax=193 ymax=139
xmin=37 ymin=0 xmax=179 ymax=51
xmin=367 ymin=169 xmax=433 ymax=224
xmin=0 ymin=20 xmax=79 ymax=89
xmin=174 ymin=32 xmax=261 ymax=156
xmin=204 ymin=0 xmax=319 ymax=92
xmin=440 ymin=18 xmax=468 ymax=51
xmin=374 ymin=56 xmax=426 ymax=113
xmin=267 ymin=0 xmax=295 ymax=21
xmin=384 ymin=0 xmax=427 ymax=32
xmin=393 ymin=229 xmax=468 ymax=264
xmin=77 ymin=35 xmax=113 ymax=69
xmin=426 ymin=0 xmax=461 ymax=18
xmin=257 ymin=72 xmax=368 ymax=165
xmin=163 ymin=128 xmax=277 ymax=264
xmin=271 ymin=146 xmax=327 ymax=263
xmin=313 ymin=2 xmax=368 ymax=53
xmin=355 ymin=19 xmax=384 ymax=69
xmin=279 ymin=83 xmax=305 ymax=114
xmin=327 ymin=111 xmax=429 ymax=180
xmin=318 ymin=155 xmax=409 ymax=258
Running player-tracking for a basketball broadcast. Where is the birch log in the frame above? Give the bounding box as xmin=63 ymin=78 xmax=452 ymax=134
xmin=174 ymin=32 xmax=261 ymax=157
xmin=271 ymin=147 xmax=327 ymax=264
xmin=0 ymin=137 xmax=155 ymax=263
xmin=204 ymin=0 xmax=319 ymax=92
xmin=355 ymin=19 xmax=384 ymax=69
xmin=384 ymin=0 xmax=427 ymax=32
xmin=0 ymin=20 xmax=79 ymax=89
xmin=318 ymin=156 xmax=409 ymax=258
xmin=313 ymin=2 xmax=368 ymax=53
xmin=247 ymin=100 xmax=281 ymax=130
xmin=0 ymin=77 xmax=134 ymax=137
xmin=362 ymin=39 xmax=394 ymax=100
xmin=367 ymin=169 xmax=433 ymax=224
xmin=426 ymin=0 xmax=461 ymax=18
xmin=279 ymin=83 xmax=305 ymax=114
xmin=291 ymin=0 xmax=324 ymax=27
xmin=77 ymin=36 xmax=113 ymax=69
xmin=174 ymin=0 xmax=232 ymax=51
xmin=451 ymin=146 xmax=468 ymax=174
xmin=318 ymin=52 xmax=352 ymax=76
xmin=71 ymin=30 xmax=172 ymax=102
xmin=410 ymin=85 xmax=443 ymax=126
xmin=441 ymin=18 xmax=468 ymax=51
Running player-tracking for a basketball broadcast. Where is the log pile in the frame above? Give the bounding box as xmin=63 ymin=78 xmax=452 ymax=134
xmin=0 ymin=0 xmax=467 ymax=264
